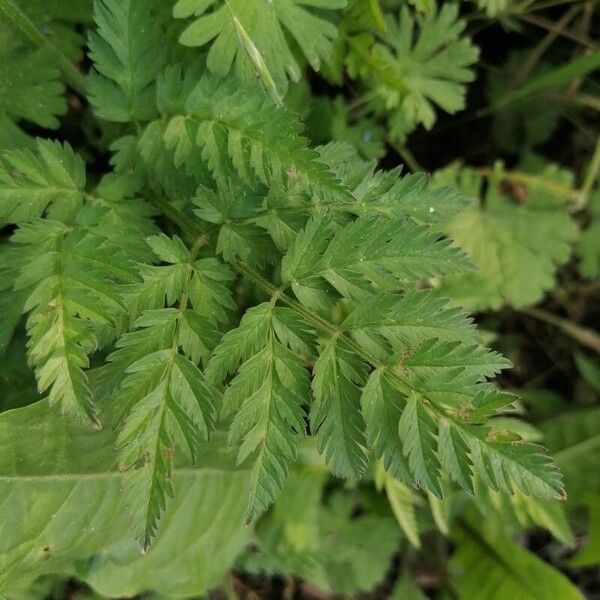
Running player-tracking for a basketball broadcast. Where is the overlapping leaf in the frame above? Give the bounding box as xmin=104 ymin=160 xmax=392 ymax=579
xmin=345 ymin=4 xmax=478 ymax=142
xmin=0 ymin=140 xmax=85 ymax=225
xmin=88 ymin=0 xmax=166 ymax=122
xmin=175 ymin=0 xmax=346 ymax=95
xmin=12 ymin=221 xmax=133 ymax=422
xmin=207 ymin=303 xmax=313 ymax=521
xmin=106 ymin=234 xmax=233 ymax=548
xmin=0 ymin=47 xmax=66 ymax=148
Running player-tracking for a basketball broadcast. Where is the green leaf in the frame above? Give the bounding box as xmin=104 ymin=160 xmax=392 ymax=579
xmin=317 ymin=214 xmax=470 ymax=296
xmin=469 ymin=433 xmax=565 ymax=500
xmin=107 ymin=235 xmax=231 ymax=548
xmin=0 ymin=139 xmax=85 ymax=225
xmin=314 ymin=492 xmax=401 ymax=593
xmin=511 ymin=493 xmax=574 ymax=547
xmin=175 ymin=0 xmax=346 ymax=95
xmin=578 ymin=221 xmax=600 ymax=279
xmin=329 ymin=159 xmax=472 ymax=224
xmin=211 ymin=303 xmax=313 ymax=520
xmin=223 ymin=314 xmax=310 ymax=523
xmin=362 ymin=369 xmax=412 ymax=481
xmin=451 ymin=523 xmax=584 ymax=599
xmin=8 ymin=0 xmax=93 ymax=60
xmin=541 ymin=408 xmax=600 ymax=503
xmin=13 ymin=221 xmax=129 ymax=422
xmin=116 ymin=339 xmax=218 ymax=549
xmin=246 ymin=466 xmax=401 ymax=594
xmin=88 ymin=0 xmax=166 ymax=122
xmin=392 ymin=572 xmax=428 ymax=600
xmin=123 ymin=234 xmax=234 ymax=324
xmin=398 ymin=392 xmax=442 ymax=496
xmin=472 ymin=0 xmax=510 ymax=16
xmin=0 ymin=244 xmax=30 ymax=353
xmin=311 ymin=337 xmax=368 ymax=478
xmin=283 ymin=214 xmax=469 ymax=304
xmin=347 ymin=4 xmax=478 ymax=141
xmin=0 ymin=47 xmax=66 ymax=147
xmin=0 ymin=400 xmax=250 ymax=594
xmin=206 ymin=302 xmax=272 ymax=384
xmin=307 ymin=96 xmax=386 ymax=160
xmin=343 ymin=290 xmax=479 ymax=352
xmin=159 ymin=75 xmax=349 ymax=203
xmin=434 ymin=161 xmax=578 ymax=310
xmin=570 ymin=495 xmax=600 ymax=567
xmin=401 ymin=338 xmax=509 ymax=383
xmin=375 ymin=463 xmax=421 ymax=547
xmin=246 ymin=148 xmax=472 ymax=241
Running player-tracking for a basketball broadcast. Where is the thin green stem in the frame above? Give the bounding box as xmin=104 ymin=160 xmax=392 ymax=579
xmin=387 ymin=138 xmax=424 ymax=172
xmin=147 ymin=192 xmax=206 ymax=242
xmin=0 ymin=0 xmax=86 ymax=95
xmin=471 ymin=166 xmax=584 ymax=206
xmin=516 ymin=11 xmax=596 ymax=48
xmin=581 ymin=133 xmax=600 ymax=202
xmin=514 ymin=5 xmax=581 ymax=86
xmin=514 ymin=0 xmax=590 ymax=14
xmin=523 ymin=307 xmax=600 ymax=354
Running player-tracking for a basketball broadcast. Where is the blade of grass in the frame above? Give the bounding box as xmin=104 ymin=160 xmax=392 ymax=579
xmin=514 ymin=5 xmax=581 ymax=86
xmin=581 ymin=133 xmax=600 ymax=202
xmin=490 ymin=50 xmax=600 ymax=111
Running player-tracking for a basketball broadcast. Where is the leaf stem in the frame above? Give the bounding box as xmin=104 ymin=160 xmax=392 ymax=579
xmin=523 ymin=307 xmax=600 ymax=354
xmin=516 ymin=11 xmax=596 ymax=48
xmin=470 ymin=166 xmax=585 ymax=206
xmin=581 ymin=132 xmax=600 ymax=203
xmin=0 ymin=0 xmax=86 ymax=95
xmin=146 ymin=192 xmax=205 ymax=242
xmin=387 ymin=138 xmax=424 ymax=172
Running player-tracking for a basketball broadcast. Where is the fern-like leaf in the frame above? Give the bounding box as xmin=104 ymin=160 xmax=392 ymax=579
xmin=209 ymin=303 xmax=314 ymax=521
xmin=362 ymin=368 xmax=412 ymax=482
xmin=0 ymin=47 xmax=66 ymax=148
xmin=13 ymin=220 xmax=131 ymax=422
xmin=142 ymin=75 xmax=350 ymax=204
xmin=282 ymin=214 xmax=469 ymax=306
xmin=0 ymin=139 xmax=85 ymax=225
xmin=88 ymin=0 xmax=166 ymax=122
xmin=107 ymin=234 xmax=231 ymax=548
xmin=398 ymin=392 xmax=442 ymax=496
xmin=311 ymin=337 xmax=369 ymax=478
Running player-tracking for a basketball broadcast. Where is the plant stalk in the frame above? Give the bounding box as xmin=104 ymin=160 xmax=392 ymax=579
xmin=523 ymin=307 xmax=600 ymax=354
xmin=581 ymin=133 xmax=600 ymax=203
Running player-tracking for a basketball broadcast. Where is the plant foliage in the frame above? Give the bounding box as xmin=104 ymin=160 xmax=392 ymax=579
xmin=0 ymin=0 xmax=598 ymax=597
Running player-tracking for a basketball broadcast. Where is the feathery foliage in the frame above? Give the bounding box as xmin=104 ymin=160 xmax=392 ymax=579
xmin=0 ymin=0 xmax=595 ymax=594
xmin=0 ymin=47 xmax=66 ymax=148
xmin=87 ymin=0 xmax=166 ymax=122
